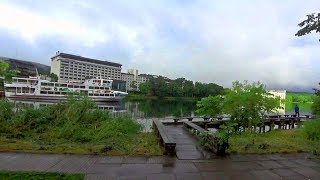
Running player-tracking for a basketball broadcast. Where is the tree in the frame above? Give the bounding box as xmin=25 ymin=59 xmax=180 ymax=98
xmin=139 ymin=82 xmax=151 ymax=95
xmin=196 ymin=95 xmax=224 ymax=118
xmin=197 ymin=81 xmax=280 ymax=130
xmin=223 ymin=81 xmax=280 ymax=130
xmin=130 ymin=81 xmax=137 ymax=90
xmin=49 ymin=73 xmax=58 ymax=82
xmin=0 ymin=60 xmax=19 ymax=81
xmin=312 ymin=84 xmax=320 ymax=116
xmin=196 ymin=81 xmax=281 ymax=150
xmin=295 ymin=12 xmax=320 ymax=41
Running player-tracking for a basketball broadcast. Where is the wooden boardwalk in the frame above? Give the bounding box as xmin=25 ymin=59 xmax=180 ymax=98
xmin=165 ymin=125 xmax=212 ymax=160
xmin=153 ymin=119 xmax=214 ymax=160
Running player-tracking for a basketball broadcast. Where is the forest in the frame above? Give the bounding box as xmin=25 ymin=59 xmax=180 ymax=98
xmin=136 ymin=76 xmax=225 ymax=98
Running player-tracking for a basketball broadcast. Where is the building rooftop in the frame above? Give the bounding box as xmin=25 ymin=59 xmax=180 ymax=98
xmin=51 ymin=52 xmax=122 ymax=68
xmin=121 ymin=72 xmax=134 ymax=76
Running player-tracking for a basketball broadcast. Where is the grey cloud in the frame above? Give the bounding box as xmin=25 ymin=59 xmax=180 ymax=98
xmin=1 ymin=0 xmax=320 ymax=92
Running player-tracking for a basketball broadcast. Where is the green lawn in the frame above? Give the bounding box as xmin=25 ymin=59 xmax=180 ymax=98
xmin=0 ymin=133 xmax=163 ymax=156
xmin=286 ymin=92 xmax=314 ymax=103
xmin=0 ymin=171 xmax=83 ymax=180
xmin=228 ymin=129 xmax=320 ymax=154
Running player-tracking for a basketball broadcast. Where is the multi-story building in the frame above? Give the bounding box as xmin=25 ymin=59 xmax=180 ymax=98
xmin=51 ymin=52 xmax=122 ymax=82
xmin=121 ymin=73 xmax=135 ymax=90
xmin=121 ymin=69 xmax=148 ymax=91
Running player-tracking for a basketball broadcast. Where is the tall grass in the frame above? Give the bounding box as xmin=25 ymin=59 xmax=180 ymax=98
xmin=301 ymin=119 xmax=320 ymax=141
xmin=0 ymin=96 xmax=163 ymax=155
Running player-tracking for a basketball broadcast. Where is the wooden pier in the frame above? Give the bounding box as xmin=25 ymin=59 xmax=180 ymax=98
xmin=153 ymin=119 xmax=215 ymax=159
xmin=163 ymin=115 xmax=313 ymax=132
xmin=153 ymin=114 xmax=315 ymax=159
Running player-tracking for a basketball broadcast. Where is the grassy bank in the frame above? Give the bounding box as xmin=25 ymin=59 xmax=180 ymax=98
xmin=286 ymin=92 xmax=314 ymax=103
xmin=0 ymin=96 xmax=162 ymax=156
xmin=0 ymin=171 xmax=83 ymax=180
xmin=228 ymin=126 xmax=320 ymax=155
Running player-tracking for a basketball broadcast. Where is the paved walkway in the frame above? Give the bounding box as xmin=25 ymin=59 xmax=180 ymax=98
xmin=0 ymin=152 xmax=320 ymax=179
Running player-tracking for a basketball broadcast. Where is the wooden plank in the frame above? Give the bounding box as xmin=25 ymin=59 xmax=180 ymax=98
xmin=183 ymin=121 xmax=206 ymax=135
xmin=152 ymin=119 xmax=176 ymax=155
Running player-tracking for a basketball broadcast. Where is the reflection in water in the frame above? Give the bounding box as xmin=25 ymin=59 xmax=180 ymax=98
xmin=123 ymin=99 xmax=197 ymax=119
xmin=8 ymin=99 xmax=126 ymax=114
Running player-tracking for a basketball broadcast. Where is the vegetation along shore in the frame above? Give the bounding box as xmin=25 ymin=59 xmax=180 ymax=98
xmin=0 ymin=96 xmax=162 ymax=156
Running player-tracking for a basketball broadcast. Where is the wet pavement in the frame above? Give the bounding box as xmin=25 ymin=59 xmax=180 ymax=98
xmin=165 ymin=125 xmax=211 ymax=160
xmin=0 ymin=152 xmax=320 ymax=179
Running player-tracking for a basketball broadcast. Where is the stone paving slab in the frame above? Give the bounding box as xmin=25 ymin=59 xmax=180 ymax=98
xmin=0 ymin=152 xmax=320 ymax=179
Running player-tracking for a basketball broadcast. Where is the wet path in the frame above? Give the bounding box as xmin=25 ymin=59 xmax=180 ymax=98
xmin=0 ymin=152 xmax=320 ymax=179
xmin=165 ymin=125 xmax=212 ymax=160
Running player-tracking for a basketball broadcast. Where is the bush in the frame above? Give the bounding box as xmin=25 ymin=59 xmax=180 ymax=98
xmin=0 ymin=95 xmax=142 ymax=148
xmin=301 ymin=119 xmax=320 ymax=141
xmin=0 ymin=99 xmax=13 ymax=122
xmin=312 ymin=96 xmax=320 ymax=116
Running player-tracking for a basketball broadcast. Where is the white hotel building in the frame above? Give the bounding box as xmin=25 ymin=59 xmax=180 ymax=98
xmin=121 ymin=69 xmax=148 ymax=91
xmin=51 ymin=52 xmax=122 ymax=82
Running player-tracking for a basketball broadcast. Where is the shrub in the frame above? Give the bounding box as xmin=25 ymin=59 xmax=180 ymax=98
xmin=0 ymin=99 xmax=13 ymax=122
xmin=0 ymin=95 xmax=142 ymax=146
xmin=312 ymin=96 xmax=320 ymax=116
xmin=301 ymin=119 xmax=320 ymax=141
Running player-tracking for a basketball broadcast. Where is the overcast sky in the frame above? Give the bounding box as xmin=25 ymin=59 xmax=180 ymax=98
xmin=0 ymin=0 xmax=319 ymax=91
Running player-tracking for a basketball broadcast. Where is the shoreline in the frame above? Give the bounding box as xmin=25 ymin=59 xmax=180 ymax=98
xmin=124 ymin=94 xmax=200 ymax=101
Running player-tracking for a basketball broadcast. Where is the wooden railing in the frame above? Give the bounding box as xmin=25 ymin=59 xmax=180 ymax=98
xmin=152 ymin=119 xmax=176 ymax=156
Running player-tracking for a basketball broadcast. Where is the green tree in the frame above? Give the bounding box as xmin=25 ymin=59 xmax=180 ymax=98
xmin=139 ymin=82 xmax=151 ymax=95
xmin=312 ymin=84 xmax=320 ymax=116
xmin=49 ymin=73 xmax=58 ymax=82
xmin=196 ymin=95 xmax=224 ymax=117
xmin=295 ymin=12 xmax=320 ymax=41
xmin=137 ymin=75 xmax=224 ymax=98
xmin=223 ymin=81 xmax=280 ymax=130
xmin=196 ymin=81 xmax=281 ymax=148
xmin=130 ymin=81 xmax=137 ymax=90
xmin=0 ymin=60 xmax=19 ymax=82
xmin=197 ymin=81 xmax=280 ymax=130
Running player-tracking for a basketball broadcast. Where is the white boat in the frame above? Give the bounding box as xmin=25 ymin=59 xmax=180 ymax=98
xmin=4 ymin=76 xmax=128 ymax=102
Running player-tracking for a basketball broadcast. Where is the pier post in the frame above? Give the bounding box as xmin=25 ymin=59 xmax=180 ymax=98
xmin=173 ymin=118 xmax=179 ymax=124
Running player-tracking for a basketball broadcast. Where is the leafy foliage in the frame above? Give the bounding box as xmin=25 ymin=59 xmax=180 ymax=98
xmin=196 ymin=95 xmax=223 ymax=118
xmin=0 ymin=60 xmax=19 ymax=81
xmin=130 ymin=80 xmax=137 ymax=90
xmin=286 ymin=92 xmax=314 ymax=103
xmin=49 ymin=73 xmax=58 ymax=82
xmin=224 ymin=81 xmax=280 ymax=129
xmin=196 ymin=81 xmax=281 ymax=146
xmin=295 ymin=12 xmax=320 ymax=41
xmin=138 ymin=76 xmax=224 ymax=98
xmin=312 ymin=95 xmax=320 ymax=116
xmin=301 ymin=119 xmax=320 ymax=141
xmin=0 ymin=171 xmax=84 ymax=180
xmin=0 ymin=96 xmax=162 ymax=155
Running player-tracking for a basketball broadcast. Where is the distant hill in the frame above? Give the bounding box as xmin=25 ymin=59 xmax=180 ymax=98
xmin=0 ymin=56 xmax=50 ymax=77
